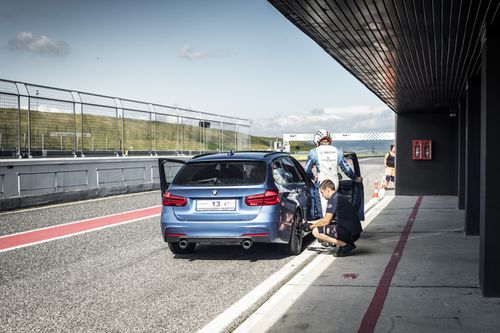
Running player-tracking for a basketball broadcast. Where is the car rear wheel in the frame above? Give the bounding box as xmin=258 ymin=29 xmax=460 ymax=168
xmin=167 ymin=241 xmax=196 ymax=254
xmin=282 ymin=212 xmax=303 ymax=255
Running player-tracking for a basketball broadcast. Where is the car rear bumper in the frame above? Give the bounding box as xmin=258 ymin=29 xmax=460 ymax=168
xmin=164 ymin=235 xmax=271 ymax=244
xmin=162 ymin=221 xmax=286 ymax=244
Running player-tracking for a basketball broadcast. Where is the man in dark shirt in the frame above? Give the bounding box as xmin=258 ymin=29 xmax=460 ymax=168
xmin=306 ymin=179 xmax=362 ymax=257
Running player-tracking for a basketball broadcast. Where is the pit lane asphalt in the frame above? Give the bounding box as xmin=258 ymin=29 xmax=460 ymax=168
xmin=0 ymin=157 xmax=385 ymax=332
xmin=0 ymin=191 xmax=310 ymax=332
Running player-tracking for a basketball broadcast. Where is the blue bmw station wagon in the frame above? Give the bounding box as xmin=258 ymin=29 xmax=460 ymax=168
xmin=158 ymin=151 xmax=362 ymax=255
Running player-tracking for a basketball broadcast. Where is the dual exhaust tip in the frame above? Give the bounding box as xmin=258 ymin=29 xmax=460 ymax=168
xmin=241 ymin=239 xmax=253 ymax=250
xmin=179 ymin=239 xmax=189 ymax=249
xmin=178 ymin=239 xmax=253 ymax=250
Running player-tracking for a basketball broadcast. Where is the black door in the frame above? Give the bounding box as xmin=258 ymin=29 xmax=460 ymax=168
xmin=158 ymin=158 xmax=186 ymax=195
xmin=338 ymin=152 xmax=364 ymax=220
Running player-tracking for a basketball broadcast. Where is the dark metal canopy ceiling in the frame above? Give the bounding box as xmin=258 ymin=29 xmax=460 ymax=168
xmin=269 ymin=0 xmax=500 ymax=112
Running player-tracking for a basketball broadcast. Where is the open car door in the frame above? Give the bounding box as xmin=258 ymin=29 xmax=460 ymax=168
xmin=338 ymin=152 xmax=364 ymax=221
xmin=158 ymin=158 xmax=186 ymax=196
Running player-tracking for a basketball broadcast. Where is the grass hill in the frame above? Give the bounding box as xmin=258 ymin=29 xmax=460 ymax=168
xmin=0 ymin=108 xmax=271 ymax=153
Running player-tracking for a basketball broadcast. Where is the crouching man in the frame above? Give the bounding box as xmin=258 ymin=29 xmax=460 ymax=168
xmin=306 ymin=179 xmax=362 ymax=257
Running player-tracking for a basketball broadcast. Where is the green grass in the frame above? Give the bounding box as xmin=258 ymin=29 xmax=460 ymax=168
xmin=289 ymin=141 xmax=315 ymax=152
xmin=0 ymin=108 xmax=256 ymax=152
xmin=250 ymin=135 xmax=278 ymax=150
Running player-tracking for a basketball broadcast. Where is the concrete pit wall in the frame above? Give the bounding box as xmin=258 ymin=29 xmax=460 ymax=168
xmin=0 ymin=156 xmax=189 ymax=211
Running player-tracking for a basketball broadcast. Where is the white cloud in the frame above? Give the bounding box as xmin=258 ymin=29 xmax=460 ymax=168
xmin=179 ymin=45 xmax=203 ymax=60
xmin=8 ymin=32 xmax=69 ymax=55
xmin=178 ymin=45 xmax=233 ymax=61
xmin=251 ymin=105 xmax=395 ymax=136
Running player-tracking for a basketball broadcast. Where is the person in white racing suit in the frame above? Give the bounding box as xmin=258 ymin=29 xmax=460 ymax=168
xmin=305 ymin=129 xmax=363 ymax=219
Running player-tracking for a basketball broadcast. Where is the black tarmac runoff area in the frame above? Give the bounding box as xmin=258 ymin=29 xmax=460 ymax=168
xmin=0 ymin=158 xmax=384 ymax=332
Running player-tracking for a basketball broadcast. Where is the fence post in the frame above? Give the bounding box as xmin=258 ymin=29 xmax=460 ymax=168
xmin=199 ymin=112 xmax=204 ymax=153
xmin=175 ymin=108 xmax=182 ymax=154
xmin=149 ymin=111 xmax=153 ymax=156
xmin=80 ymin=102 xmax=85 ymax=157
xmin=17 ymin=95 xmax=21 ymax=158
xmin=152 ymin=105 xmax=158 ymax=156
xmin=148 ymin=106 xmax=153 ymax=156
xmin=121 ymin=107 xmax=125 ymax=157
xmin=72 ymin=100 xmax=77 ymax=157
xmin=27 ymin=97 xmax=31 ymax=158
xmin=234 ymin=121 xmax=238 ymax=151
xmin=218 ymin=116 xmax=222 ymax=152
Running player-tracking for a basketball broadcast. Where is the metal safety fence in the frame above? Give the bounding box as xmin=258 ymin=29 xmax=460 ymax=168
xmin=0 ymin=79 xmax=251 ymax=158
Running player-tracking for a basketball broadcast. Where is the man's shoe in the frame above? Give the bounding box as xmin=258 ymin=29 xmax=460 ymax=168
xmin=320 ymin=241 xmax=336 ymax=248
xmin=333 ymin=243 xmax=356 ymax=257
xmin=332 ymin=246 xmax=346 ymax=257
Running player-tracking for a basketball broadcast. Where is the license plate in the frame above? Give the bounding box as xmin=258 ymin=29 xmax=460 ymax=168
xmin=196 ymin=199 xmax=236 ymax=211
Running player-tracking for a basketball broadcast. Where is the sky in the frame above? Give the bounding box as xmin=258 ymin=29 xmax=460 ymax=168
xmin=0 ymin=0 xmax=394 ymax=137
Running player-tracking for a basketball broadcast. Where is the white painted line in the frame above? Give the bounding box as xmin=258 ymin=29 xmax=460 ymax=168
xmin=364 ymin=195 xmax=393 ymax=228
xmin=233 ymin=253 xmax=334 ymax=333
xmin=364 ymin=197 xmax=380 ymax=212
xmin=197 ymin=245 xmax=318 ymax=333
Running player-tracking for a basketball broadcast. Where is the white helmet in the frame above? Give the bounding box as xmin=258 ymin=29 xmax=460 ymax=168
xmin=313 ymin=129 xmax=332 ymax=147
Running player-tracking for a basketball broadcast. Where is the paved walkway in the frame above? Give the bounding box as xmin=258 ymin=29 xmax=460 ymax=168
xmin=235 ymin=194 xmax=500 ymax=333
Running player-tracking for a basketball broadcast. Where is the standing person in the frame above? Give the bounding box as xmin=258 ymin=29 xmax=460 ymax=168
xmin=306 ymin=179 xmax=362 ymax=257
xmin=305 ymin=129 xmax=363 ymax=219
xmin=384 ymin=144 xmax=396 ymax=189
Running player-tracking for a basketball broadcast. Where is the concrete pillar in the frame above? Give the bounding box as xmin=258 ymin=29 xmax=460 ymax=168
xmin=465 ymin=76 xmax=481 ymax=235
xmin=479 ymin=25 xmax=500 ymax=296
xmin=457 ymin=97 xmax=466 ymax=210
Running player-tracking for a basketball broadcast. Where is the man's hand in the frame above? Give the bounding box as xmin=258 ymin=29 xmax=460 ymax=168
xmin=355 ymin=176 xmax=363 ymax=183
xmin=302 ymin=222 xmax=313 ymax=232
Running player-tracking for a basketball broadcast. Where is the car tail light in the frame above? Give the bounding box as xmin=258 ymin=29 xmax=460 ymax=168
xmin=165 ymin=233 xmax=187 ymax=237
xmin=245 ymin=190 xmax=280 ymax=206
xmin=242 ymin=233 xmax=269 ymax=237
xmin=162 ymin=192 xmax=187 ymax=206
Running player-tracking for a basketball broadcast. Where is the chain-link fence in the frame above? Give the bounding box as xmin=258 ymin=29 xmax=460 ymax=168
xmin=0 ymin=79 xmax=251 ymax=158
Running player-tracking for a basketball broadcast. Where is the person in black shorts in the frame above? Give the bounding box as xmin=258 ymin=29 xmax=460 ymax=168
xmin=306 ymin=179 xmax=362 ymax=257
xmin=384 ymin=144 xmax=396 ymax=189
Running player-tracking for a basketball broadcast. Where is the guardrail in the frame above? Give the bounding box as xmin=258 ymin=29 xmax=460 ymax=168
xmin=0 ymin=79 xmax=251 ymax=159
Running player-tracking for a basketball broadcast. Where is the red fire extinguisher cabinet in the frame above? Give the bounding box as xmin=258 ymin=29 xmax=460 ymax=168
xmin=412 ymin=140 xmax=432 ymax=160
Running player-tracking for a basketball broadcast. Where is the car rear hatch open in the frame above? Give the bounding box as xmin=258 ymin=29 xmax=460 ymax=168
xmin=160 ymin=160 xmax=274 ymax=222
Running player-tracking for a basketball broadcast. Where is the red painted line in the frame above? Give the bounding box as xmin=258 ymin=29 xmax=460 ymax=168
xmin=0 ymin=206 xmax=161 ymax=251
xmin=358 ymin=196 xmax=423 ymax=333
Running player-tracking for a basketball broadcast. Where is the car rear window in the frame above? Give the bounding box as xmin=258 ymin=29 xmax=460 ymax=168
xmin=172 ymin=161 xmax=266 ymax=186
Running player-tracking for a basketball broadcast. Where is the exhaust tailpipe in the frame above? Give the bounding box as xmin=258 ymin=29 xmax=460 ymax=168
xmin=179 ymin=239 xmax=189 ymax=249
xmin=241 ymin=239 xmax=253 ymax=250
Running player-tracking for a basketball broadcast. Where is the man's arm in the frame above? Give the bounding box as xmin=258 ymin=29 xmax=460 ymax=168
xmin=308 ymin=212 xmax=334 ymax=228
